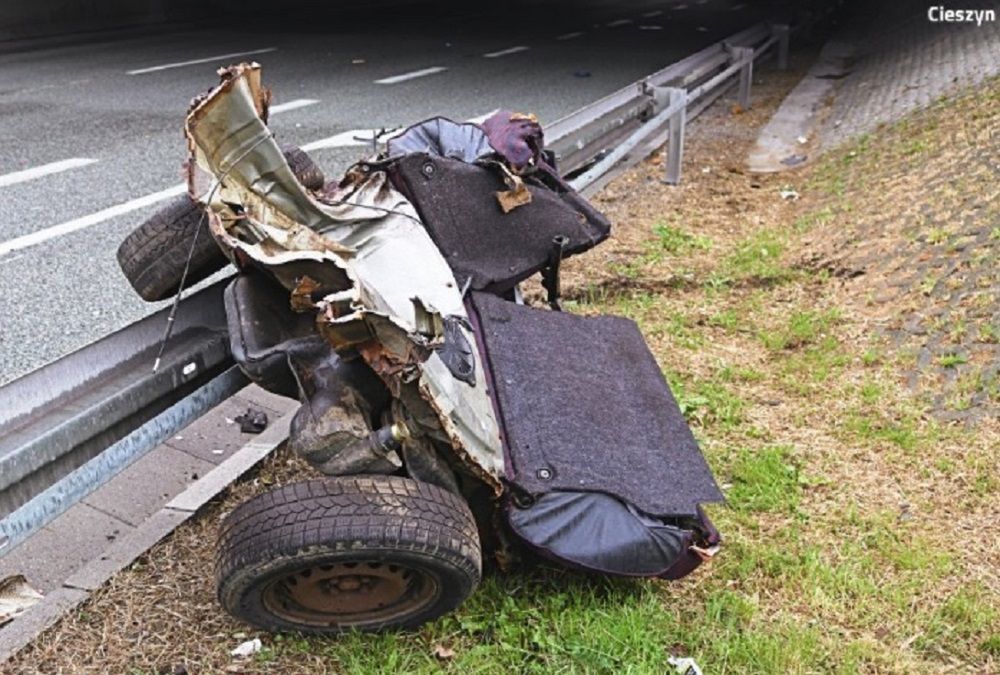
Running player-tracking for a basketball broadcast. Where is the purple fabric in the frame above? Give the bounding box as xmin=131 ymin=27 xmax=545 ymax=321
xmin=480 ymin=111 xmax=569 ymax=189
xmin=480 ymin=111 xmax=544 ymax=173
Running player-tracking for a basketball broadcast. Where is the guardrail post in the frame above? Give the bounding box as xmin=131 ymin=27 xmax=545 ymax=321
xmin=772 ymin=23 xmax=790 ymax=70
xmin=734 ymin=46 xmax=754 ymax=110
xmin=663 ymin=87 xmax=687 ymax=185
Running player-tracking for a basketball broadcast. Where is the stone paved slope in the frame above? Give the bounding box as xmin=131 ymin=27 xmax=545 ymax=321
xmin=806 ymin=79 xmax=999 ymax=422
xmin=821 ymin=0 xmax=1000 ymax=148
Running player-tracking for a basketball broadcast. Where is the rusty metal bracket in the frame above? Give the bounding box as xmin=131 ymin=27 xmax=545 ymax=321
xmin=542 ymin=235 xmax=570 ymax=311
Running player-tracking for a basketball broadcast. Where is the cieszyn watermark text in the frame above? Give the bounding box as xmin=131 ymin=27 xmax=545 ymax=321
xmin=928 ymin=6 xmax=996 ymax=26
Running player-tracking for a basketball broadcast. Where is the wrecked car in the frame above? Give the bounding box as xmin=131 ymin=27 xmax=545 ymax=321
xmin=116 ymin=63 xmax=723 ymax=634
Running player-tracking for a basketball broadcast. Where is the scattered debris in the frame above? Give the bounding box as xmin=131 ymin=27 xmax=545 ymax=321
xmin=351 ymin=58 xmax=365 ymax=65
xmin=779 ymin=188 xmax=800 ymax=200
xmin=432 ymin=644 xmax=456 ymax=661
xmin=781 ymin=154 xmax=807 ymax=166
xmin=796 ymin=135 xmax=809 ymax=145
xmin=0 ymin=575 xmax=43 ymax=626
xmin=230 ymin=638 xmax=262 ymax=658
xmin=233 ymin=408 xmax=268 ymax=434
xmin=668 ymin=656 xmax=704 ymax=675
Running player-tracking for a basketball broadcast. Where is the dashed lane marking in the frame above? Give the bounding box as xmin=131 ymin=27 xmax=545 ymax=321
xmin=374 ymin=67 xmax=447 ymax=84
xmin=0 ymin=158 xmax=97 ymax=188
xmin=483 ymin=46 xmax=530 ymax=58
xmin=126 ymin=47 xmax=278 ymax=75
xmin=0 ymin=184 xmax=187 ymax=258
xmin=268 ymin=99 xmax=319 ymax=113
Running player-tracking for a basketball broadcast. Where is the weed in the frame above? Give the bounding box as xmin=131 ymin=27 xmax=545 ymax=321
xmin=709 ymin=309 xmax=740 ymax=331
xmin=668 ymin=372 xmax=746 ymax=429
xmin=650 ymin=222 xmax=712 ymax=254
xmin=723 ymin=230 xmax=791 ymax=284
xmin=938 ymin=353 xmax=968 ymax=368
xmin=926 ymin=227 xmax=949 ymax=245
xmin=759 ymin=309 xmax=839 ymax=351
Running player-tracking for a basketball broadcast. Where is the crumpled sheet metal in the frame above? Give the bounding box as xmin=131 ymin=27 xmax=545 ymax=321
xmin=184 ymin=63 xmax=504 ymax=485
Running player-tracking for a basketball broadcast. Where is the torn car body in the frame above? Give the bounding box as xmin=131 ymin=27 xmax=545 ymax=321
xmin=176 ymin=63 xmax=722 ymax=632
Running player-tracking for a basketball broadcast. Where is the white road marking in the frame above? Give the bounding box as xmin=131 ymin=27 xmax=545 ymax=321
xmin=639 ymin=24 xmax=664 ymax=30
xmin=465 ymin=109 xmax=500 ymax=124
xmin=642 ymin=9 xmax=664 ymax=17
xmin=674 ymin=3 xmax=689 ymax=9
xmin=0 ymin=184 xmax=187 ymax=257
xmin=126 ymin=47 xmax=278 ymax=75
xmin=374 ymin=67 xmax=447 ymax=85
xmin=301 ymin=129 xmax=399 ymax=150
xmin=0 ymin=158 xmax=98 ymax=188
xmin=303 ymin=110 xmax=499 ymax=151
xmin=269 ymin=98 xmax=319 ymax=114
xmin=606 ymin=19 xmax=633 ymax=27
xmin=483 ymin=46 xmax=530 ymax=58
xmin=556 ymin=31 xmax=584 ymax=40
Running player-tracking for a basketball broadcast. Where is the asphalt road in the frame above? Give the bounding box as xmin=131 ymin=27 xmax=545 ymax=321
xmin=0 ymin=0 xmax=785 ymax=385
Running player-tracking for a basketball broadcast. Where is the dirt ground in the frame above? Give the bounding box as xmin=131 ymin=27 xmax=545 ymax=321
xmin=6 ymin=56 xmax=999 ymax=675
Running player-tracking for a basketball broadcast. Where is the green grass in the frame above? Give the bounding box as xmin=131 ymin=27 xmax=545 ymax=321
xmin=668 ymin=371 xmax=746 ymax=430
xmin=759 ymin=309 xmax=839 ymax=351
xmin=609 ymin=222 xmax=712 ymax=279
xmin=651 ymin=222 xmax=712 ymax=255
xmin=726 ymin=446 xmax=801 ymax=514
xmin=720 ymin=230 xmax=791 ymax=285
xmin=263 ymin=570 xmax=684 ymax=675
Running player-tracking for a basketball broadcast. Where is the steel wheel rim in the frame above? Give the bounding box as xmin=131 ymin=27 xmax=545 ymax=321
xmin=261 ymin=560 xmax=439 ymax=627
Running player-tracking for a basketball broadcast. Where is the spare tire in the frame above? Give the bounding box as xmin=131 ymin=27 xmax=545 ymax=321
xmin=216 ymin=476 xmax=481 ymax=634
xmin=116 ymin=194 xmax=227 ymax=302
xmin=117 ymin=146 xmax=325 ymax=302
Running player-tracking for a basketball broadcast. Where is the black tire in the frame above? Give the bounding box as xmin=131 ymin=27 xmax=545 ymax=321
xmin=216 ymin=476 xmax=481 ymax=634
xmin=117 ymin=146 xmax=321 ymax=302
xmin=116 ymin=194 xmax=227 ymax=302
xmin=282 ymin=145 xmax=325 ymax=191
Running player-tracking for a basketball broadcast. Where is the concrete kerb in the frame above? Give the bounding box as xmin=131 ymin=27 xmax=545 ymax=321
xmin=0 ymin=410 xmax=295 ymax=664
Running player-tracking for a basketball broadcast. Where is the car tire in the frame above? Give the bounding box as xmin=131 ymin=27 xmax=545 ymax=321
xmin=116 ymin=147 xmax=325 ymax=302
xmin=215 ymin=476 xmax=482 ymax=634
xmin=116 ymin=194 xmax=227 ymax=302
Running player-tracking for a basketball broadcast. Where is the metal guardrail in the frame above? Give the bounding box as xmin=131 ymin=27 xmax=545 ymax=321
xmin=546 ymin=21 xmax=791 ymax=188
xmin=0 ymin=282 xmax=240 ymax=552
xmin=0 ymin=13 xmax=821 ymax=555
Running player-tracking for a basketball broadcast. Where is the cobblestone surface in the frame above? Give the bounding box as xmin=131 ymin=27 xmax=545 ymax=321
xmin=799 ymin=3 xmax=1000 ymax=422
xmin=821 ymin=1 xmax=1000 ymax=148
xmin=807 ymin=82 xmax=999 ymax=422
